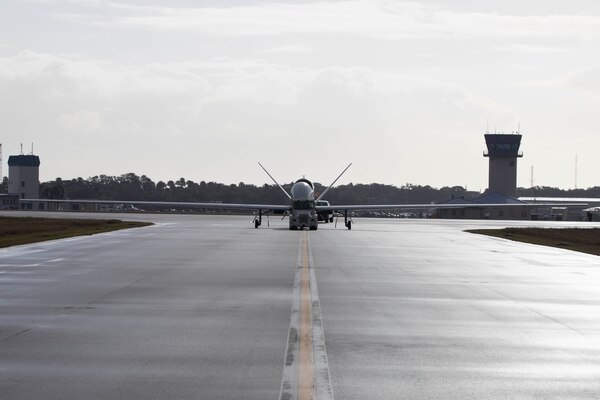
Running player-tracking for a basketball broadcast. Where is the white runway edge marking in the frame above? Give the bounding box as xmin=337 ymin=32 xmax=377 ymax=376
xmin=279 ymin=232 xmax=334 ymax=400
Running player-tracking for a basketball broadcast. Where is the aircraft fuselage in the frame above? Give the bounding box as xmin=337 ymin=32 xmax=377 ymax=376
xmin=289 ymin=179 xmax=318 ymax=230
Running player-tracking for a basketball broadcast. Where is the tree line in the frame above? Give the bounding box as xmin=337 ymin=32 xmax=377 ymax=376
xmin=24 ymin=173 xmax=600 ymax=206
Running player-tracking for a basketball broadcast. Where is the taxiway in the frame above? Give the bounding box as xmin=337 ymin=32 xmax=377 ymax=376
xmin=1 ymin=213 xmax=600 ymax=399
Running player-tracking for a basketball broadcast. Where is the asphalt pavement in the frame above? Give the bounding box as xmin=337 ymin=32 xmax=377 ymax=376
xmin=1 ymin=212 xmax=600 ymax=399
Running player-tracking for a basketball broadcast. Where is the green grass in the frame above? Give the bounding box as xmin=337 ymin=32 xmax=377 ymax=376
xmin=467 ymin=227 xmax=600 ymax=256
xmin=0 ymin=216 xmax=152 ymax=248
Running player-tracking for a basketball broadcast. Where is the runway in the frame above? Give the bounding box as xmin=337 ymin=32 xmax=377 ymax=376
xmin=1 ymin=213 xmax=600 ymax=399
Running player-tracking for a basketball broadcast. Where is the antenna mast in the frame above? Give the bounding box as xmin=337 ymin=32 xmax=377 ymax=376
xmin=530 ymin=165 xmax=534 ymax=188
xmin=575 ymin=154 xmax=578 ymax=189
xmin=257 ymin=162 xmax=291 ymax=199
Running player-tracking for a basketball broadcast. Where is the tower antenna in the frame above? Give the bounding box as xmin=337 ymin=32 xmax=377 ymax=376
xmin=530 ymin=165 xmax=534 ymax=188
xmin=575 ymin=154 xmax=578 ymax=190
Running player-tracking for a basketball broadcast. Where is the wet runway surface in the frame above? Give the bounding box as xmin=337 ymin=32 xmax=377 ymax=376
xmin=1 ymin=213 xmax=600 ymax=399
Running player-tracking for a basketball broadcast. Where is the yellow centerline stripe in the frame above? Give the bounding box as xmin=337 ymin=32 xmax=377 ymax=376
xmin=279 ymin=231 xmax=333 ymax=400
xmin=298 ymin=231 xmax=315 ymax=399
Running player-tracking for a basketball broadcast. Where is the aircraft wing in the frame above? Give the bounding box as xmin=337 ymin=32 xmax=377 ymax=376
xmin=316 ymin=204 xmax=449 ymax=211
xmin=519 ymin=197 xmax=600 ymax=203
xmin=23 ymin=198 xmax=291 ymax=211
xmin=315 ymin=202 xmax=586 ymax=212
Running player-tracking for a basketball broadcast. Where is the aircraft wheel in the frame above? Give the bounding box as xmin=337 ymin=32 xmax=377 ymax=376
xmin=310 ymin=225 xmax=318 ymax=231
xmin=254 ymin=220 xmax=260 ymax=229
xmin=329 ymin=217 xmax=334 ymax=223
xmin=347 ymin=221 xmax=352 ymax=230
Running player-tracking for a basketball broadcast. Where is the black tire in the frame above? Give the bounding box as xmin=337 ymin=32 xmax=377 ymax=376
xmin=347 ymin=221 xmax=352 ymax=230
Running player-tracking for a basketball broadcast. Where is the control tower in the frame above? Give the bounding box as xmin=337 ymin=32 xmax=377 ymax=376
xmin=483 ymin=133 xmax=522 ymax=197
xmin=8 ymin=154 xmax=40 ymax=199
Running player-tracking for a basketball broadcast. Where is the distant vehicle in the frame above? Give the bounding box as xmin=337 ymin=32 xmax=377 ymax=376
xmin=316 ymin=200 xmax=334 ymax=223
xmin=115 ymin=204 xmax=143 ymax=212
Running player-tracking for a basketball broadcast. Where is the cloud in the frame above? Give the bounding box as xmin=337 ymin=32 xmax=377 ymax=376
xmin=492 ymin=44 xmax=570 ymax=54
xmin=0 ymin=51 xmax=210 ymax=96
xmin=26 ymin=0 xmax=104 ymax=4
xmin=514 ymin=67 xmax=600 ymax=96
xmin=57 ymin=110 xmax=103 ymax=132
xmin=0 ymin=51 xmax=211 ymax=141
xmin=260 ymin=44 xmax=314 ymax=54
xmin=46 ymin=0 xmax=600 ymax=41
xmin=567 ymin=67 xmax=600 ymax=95
xmin=0 ymin=50 xmax=516 ymax=184
xmin=0 ymin=50 xmax=515 ymax=133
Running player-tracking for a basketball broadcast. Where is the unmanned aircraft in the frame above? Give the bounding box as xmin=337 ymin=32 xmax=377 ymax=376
xmin=22 ymin=163 xmax=584 ymax=230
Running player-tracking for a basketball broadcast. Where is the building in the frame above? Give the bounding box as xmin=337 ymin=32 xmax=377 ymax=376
xmin=484 ymin=133 xmax=522 ymax=197
xmin=7 ymin=154 xmax=40 ymax=209
xmin=435 ymin=132 xmax=531 ymax=220
xmin=0 ymin=194 xmax=19 ymax=209
xmin=434 ymin=192 xmax=531 ymax=220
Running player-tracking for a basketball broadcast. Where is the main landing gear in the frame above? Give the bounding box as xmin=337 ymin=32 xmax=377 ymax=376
xmin=344 ymin=210 xmax=352 ymax=230
xmin=334 ymin=210 xmax=353 ymax=230
xmin=253 ymin=210 xmax=268 ymax=228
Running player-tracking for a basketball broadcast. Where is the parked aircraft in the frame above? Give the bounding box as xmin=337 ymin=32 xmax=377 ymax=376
xmin=22 ymin=163 xmax=586 ymax=230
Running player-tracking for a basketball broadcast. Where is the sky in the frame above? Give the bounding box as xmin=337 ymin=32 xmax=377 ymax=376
xmin=1 ymin=0 xmax=600 ymax=190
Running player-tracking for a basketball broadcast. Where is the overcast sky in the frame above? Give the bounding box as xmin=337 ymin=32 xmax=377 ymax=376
xmin=1 ymin=0 xmax=599 ymax=190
